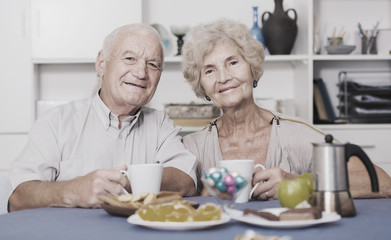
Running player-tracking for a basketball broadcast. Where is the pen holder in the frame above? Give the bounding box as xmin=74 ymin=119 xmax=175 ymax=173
xmin=361 ymin=36 xmax=377 ymax=54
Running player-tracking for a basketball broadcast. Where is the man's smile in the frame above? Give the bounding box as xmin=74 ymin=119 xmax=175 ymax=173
xmin=124 ymin=82 xmax=146 ymax=89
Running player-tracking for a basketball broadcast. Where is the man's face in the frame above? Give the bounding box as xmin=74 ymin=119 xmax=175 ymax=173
xmin=98 ymin=30 xmax=163 ymax=113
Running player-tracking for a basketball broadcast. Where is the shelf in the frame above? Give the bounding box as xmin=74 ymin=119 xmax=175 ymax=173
xmin=33 ymin=57 xmax=183 ymax=64
xmin=32 ymin=58 xmax=96 ymax=64
xmin=313 ymin=55 xmax=391 ymax=61
xmin=164 ymin=56 xmax=182 ymax=63
xmin=32 ymin=55 xmax=391 ymax=66
xmin=265 ymin=54 xmax=309 ymax=62
xmin=164 ymin=54 xmax=310 ymax=64
xmin=316 ymin=123 xmax=391 ymax=130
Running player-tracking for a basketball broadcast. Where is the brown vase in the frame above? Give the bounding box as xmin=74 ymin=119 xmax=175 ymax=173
xmin=261 ymin=0 xmax=298 ymax=55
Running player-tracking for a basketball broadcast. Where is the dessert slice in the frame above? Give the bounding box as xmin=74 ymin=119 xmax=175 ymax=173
xmin=279 ymin=207 xmax=322 ymax=221
xmin=243 ymin=208 xmax=279 ymax=221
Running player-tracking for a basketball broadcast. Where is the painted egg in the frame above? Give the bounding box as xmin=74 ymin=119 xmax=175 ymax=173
xmin=208 ymin=167 xmax=218 ymax=175
xmin=216 ymin=181 xmax=227 ymax=192
xmin=235 ymin=176 xmax=247 ymax=189
xmin=223 ymin=174 xmax=235 ymax=186
xmin=206 ymin=178 xmax=215 ymax=187
xmin=219 ymin=167 xmax=229 ymax=174
xmin=210 ymin=171 xmax=222 ymax=183
xmin=226 ymin=185 xmax=236 ymax=195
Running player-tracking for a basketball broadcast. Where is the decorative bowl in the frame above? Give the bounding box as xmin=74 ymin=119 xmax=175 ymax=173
xmin=202 ymin=167 xmax=247 ymax=209
xmin=325 ymin=45 xmax=356 ymax=55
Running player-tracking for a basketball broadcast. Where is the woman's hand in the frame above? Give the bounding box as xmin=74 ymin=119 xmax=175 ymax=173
xmin=250 ymin=167 xmax=297 ymax=201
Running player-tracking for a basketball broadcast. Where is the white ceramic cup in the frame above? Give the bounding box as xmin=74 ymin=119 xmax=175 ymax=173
xmin=121 ymin=163 xmax=163 ymax=195
xmin=219 ymin=160 xmax=255 ymax=203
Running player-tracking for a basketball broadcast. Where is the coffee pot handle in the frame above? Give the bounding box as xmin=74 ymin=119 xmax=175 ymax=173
xmin=345 ymin=143 xmax=379 ymax=192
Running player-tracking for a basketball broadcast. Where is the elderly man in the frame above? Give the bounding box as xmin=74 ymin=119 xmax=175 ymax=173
xmin=8 ymin=23 xmax=197 ymax=211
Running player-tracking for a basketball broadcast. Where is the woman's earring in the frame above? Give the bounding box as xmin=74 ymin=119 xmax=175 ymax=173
xmin=253 ymin=80 xmax=258 ymax=88
xmin=205 ymin=96 xmax=211 ymax=102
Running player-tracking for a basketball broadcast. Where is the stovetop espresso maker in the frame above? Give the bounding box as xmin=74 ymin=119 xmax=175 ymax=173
xmin=311 ymin=134 xmax=379 ymax=217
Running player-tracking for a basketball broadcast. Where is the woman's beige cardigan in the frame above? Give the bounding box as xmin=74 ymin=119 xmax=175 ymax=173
xmin=183 ymin=113 xmax=329 ymax=194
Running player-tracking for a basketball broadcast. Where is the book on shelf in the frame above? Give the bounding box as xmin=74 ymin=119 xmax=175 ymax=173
xmin=313 ymin=78 xmax=336 ymax=123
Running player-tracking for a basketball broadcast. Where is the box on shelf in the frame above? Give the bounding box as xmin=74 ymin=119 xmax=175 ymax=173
xmin=165 ymin=103 xmax=221 ymax=127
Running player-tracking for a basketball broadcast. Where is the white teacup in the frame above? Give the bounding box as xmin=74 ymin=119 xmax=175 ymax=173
xmin=219 ymin=160 xmax=256 ymax=203
xmin=121 ymin=163 xmax=163 ymax=195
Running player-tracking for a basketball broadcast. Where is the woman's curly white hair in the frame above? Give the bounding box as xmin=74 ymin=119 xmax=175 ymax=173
xmin=182 ymin=18 xmax=265 ymax=98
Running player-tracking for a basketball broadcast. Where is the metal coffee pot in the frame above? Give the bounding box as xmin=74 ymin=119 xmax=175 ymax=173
xmin=311 ymin=134 xmax=379 ymax=217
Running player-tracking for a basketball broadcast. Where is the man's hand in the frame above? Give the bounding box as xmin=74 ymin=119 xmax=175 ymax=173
xmin=9 ymin=165 xmax=128 ymax=211
xmin=64 ymin=165 xmax=128 ymax=208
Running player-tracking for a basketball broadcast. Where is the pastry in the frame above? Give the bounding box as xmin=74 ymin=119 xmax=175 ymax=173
xmin=243 ymin=208 xmax=279 ymax=221
xmin=279 ymin=207 xmax=322 ymax=221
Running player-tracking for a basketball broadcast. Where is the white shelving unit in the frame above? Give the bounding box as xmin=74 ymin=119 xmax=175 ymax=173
xmin=0 ymin=0 xmax=32 ymax=175
xmin=311 ymin=0 xmax=391 ymax=175
xmin=1 ymin=0 xmax=390 ymax=175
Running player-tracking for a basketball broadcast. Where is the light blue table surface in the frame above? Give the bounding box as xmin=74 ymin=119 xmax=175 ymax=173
xmin=0 ymin=196 xmax=390 ymax=240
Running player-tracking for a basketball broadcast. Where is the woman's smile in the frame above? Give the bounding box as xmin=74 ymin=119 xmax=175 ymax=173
xmin=218 ymin=86 xmax=237 ymax=93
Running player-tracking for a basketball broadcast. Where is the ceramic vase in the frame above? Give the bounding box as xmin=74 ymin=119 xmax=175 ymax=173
xmin=249 ymin=6 xmax=266 ymax=47
xmin=261 ymin=0 xmax=298 ymax=55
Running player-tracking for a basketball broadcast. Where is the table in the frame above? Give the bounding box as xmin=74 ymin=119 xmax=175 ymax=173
xmin=0 ymin=197 xmax=390 ymax=240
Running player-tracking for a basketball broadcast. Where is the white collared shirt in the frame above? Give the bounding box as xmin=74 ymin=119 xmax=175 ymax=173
xmin=10 ymin=93 xmax=197 ymax=189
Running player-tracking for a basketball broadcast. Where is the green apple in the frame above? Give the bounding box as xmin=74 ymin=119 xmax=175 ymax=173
xmin=278 ymin=178 xmax=310 ymax=209
xmin=299 ymin=172 xmax=315 ymax=195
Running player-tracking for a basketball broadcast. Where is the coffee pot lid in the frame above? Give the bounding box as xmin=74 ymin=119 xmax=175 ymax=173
xmin=312 ymin=134 xmax=345 ymax=147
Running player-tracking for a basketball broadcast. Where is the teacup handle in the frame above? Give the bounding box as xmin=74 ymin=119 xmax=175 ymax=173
xmin=120 ymin=170 xmax=130 ymax=194
xmin=249 ymin=164 xmax=266 ymax=198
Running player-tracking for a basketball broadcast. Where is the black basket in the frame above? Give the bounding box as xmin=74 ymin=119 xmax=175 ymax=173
xmin=338 ymin=71 xmax=391 ymax=123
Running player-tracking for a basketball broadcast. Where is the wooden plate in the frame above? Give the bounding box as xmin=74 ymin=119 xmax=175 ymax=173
xmin=101 ymin=202 xmax=138 ymax=217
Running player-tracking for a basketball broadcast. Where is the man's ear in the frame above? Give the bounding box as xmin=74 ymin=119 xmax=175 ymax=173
xmin=95 ymin=50 xmax=105 ymax=78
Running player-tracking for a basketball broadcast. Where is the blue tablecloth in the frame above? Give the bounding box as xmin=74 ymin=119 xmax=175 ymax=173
xmin=0 ymin=197 xmax=390 ymax=240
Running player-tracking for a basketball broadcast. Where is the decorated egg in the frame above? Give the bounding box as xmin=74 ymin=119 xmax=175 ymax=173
xmin=219 ymin=167 xmax=229 ymax=174
xmin=206 ymin=178 xmax=215 ymax=187
xmin=208 ymin=167 xmax=218 ymax=175
xmin=223 ymin=174 xmax=235 ymax=186
xmin=235 ymin=176 xmax=247 ymax=189
xmin=226 ymin=185 xmax=237 ymax=195
xmin=210 ymin=171 xmax=222 ymax=183
xmin=215 ymin=181 xmax=227 ymax=192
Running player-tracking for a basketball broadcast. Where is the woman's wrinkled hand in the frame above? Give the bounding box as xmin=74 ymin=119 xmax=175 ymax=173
xmin=250 ymin=167 xmax=297 ymax=201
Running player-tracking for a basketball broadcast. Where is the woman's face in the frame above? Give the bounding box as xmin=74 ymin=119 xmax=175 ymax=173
xmin=200 ymin=41 xmax=253 ymax=109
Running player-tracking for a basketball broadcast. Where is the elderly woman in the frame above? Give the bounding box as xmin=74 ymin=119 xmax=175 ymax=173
xmin=181 ymin=18 xmax=391 ymax=200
